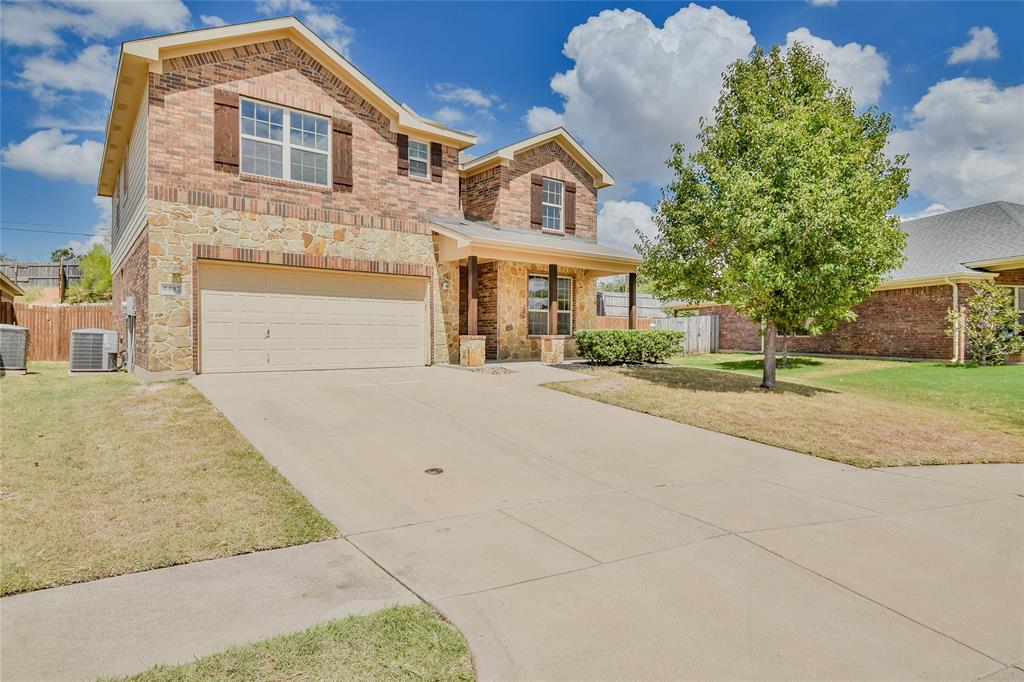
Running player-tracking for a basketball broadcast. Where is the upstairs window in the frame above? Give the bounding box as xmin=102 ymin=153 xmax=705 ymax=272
xmin=240 ymin=98 xmax=329 ymax=186
xmin=541 ymin=178 xmax=564 ymax=231
xmin=408 ymin=139 xmax=430 ymax=179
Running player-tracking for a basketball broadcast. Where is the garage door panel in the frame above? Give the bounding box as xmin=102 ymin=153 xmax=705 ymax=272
xmin=200 ymin=263 xmax=426 ymax=373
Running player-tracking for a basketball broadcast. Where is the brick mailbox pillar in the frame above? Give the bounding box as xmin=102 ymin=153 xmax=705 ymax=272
xmin=540 ymin=335 xmax=567 ymax=365
xmin=459 ymin=335 xmax=486 ymax=367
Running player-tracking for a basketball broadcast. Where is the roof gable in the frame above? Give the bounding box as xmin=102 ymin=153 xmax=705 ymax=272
xmin=459 ymin=128 xmax=614 ymax=189
xmin=98 ymin=16 xmax=476 ymax=195
xmin=894 ymin=201 xmax=1024 ymax=281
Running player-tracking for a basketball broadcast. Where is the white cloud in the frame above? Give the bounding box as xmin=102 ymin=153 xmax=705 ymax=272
xmin=947 ymin=26 xmax=1000 ymax=65
xmin=598 ymin=200 xmax=657 ymax=254
xmin=890 ymin=78 xmax=1024 ymax=206
xmin=0 ymin=129 xmax=103 ymax=184
xmin=19 ymin=45 xmax=117 ymax=101
xmin=30 ymin=112 xmax=107 ymax=132
xmin=0 ymin=1 xmax=190 ymax=48
xmin=525 ymin=5 xmax=755 ymax=192
xmin=432 ymin=107 xmax=466 ymax=126
xmin=524 ymin=106 xmax=565 ymax=133
xmin=783 ymin=28 xmax=890 ymax=105
xmin=429 ymin=84 xmax=501 ymax=110
xmin=899 ymin=203 xmax=948 ymax=222
xmin=200 ymin=15 xmax=227 ymax=27
xmin=67 ymin=196 xmax=112 ymax=253
xmin=256 ymin=0 xmax=354 ymax=56
xmin=808 ymin=0 xmax=838 ymax=6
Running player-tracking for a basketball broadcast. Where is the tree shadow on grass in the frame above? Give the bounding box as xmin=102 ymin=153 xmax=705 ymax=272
xmin=711 ymin=356 xmax=824 ymax=372
xmin=619 ymin=365 xmax=835 ymax=397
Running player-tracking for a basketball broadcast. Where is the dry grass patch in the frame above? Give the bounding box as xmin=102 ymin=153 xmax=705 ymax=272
xmin=106 ymin=604 xmax=474 ymax=682
xmin=547 ymin=365 xmax=1024 ymax=468
xmin=1 ymin=363 xmax=337 ymax=596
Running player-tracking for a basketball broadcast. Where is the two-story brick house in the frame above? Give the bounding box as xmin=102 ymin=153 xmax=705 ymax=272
xmin=101 ymin=17 xmax=640 ymax=377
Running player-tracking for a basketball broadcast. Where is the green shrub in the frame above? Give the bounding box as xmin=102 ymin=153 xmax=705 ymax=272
xmin=573 ymin=328 xmax=685 ymax=364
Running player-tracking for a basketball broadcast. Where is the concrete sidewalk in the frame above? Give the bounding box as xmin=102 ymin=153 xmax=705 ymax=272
xmin=0 ymin=540 xmax=417 ymax=681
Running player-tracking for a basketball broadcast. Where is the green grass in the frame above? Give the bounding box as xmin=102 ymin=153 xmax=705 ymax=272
xmin=547 ymin=354 xmax=1024 ymax=468
xmin=105 ymin=605 xmax=474 ymax=682
xmin=1 ymin=363 xmax=338 ymax=596
xmin=672 ymin=353 xmax=1024 ymax=428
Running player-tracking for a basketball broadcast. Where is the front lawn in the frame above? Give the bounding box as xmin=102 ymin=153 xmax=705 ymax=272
xmin=0 ymin=363 xmax=337 ymax=596
xmin=547 ymin=354 xmax=1024 ymax=468
xmin=107 ymin=604 xmax=474 ymax=682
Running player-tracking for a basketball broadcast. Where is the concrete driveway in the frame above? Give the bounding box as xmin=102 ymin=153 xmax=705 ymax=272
xmin=194 ymin=363 xmax=1023 ymax=680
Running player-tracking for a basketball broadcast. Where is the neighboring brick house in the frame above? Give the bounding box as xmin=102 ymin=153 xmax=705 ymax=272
xmin=101 ymin=17 xmax=640 ymax=377
xmin=669 ymin=202 xmax=1024 ymax=361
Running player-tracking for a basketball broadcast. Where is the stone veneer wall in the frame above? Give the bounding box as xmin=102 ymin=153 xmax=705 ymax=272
xmin=461 ymin=141 xmax=598 ymax=240
xmin=111 ymin=227 xmax=150 ymax=369
xmin=433 ymin=235 xmax=460 ymax=364
xmin=145 ymin=200 xmax=434 ymax=373
xmin=495 ymin=262 xmax=597 ymax=360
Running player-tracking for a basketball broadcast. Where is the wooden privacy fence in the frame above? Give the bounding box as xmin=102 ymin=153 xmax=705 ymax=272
xmin=652 ymin=314 xmax=720 ymax=354
xmin=595 ymin=315 xmax=655 ymax=330
xmin=7 ymin=303 xmax=114 ymax=361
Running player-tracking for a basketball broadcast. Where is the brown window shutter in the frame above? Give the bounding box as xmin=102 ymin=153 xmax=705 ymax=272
xmin=430 ymin=142 xmax=443 ymax=183
xmin=564 ymin=181 xmax=576 ymax=233
xmin=332 ymin=117 xmax=353 ymax=191
xmin=397 ymin=133 xmax=409 ymax=174
xmin=213 ymin=89 xmax=240 ymax=171
xmin=530 ymin=174 xmax=543 ymax=227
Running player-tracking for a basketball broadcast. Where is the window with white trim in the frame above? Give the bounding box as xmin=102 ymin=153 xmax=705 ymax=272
xmin=527 ymin=274 xmax=572 ymax=335
xmin=541 ymin=178 xmax=564 ymax=231
xmin=1002 ymin=285 xmax=1024 ymax=326
xmin=240 ymin=98 xmax=329 ymax=186
xmin=408 ymin=139 xmax=429 ymax=179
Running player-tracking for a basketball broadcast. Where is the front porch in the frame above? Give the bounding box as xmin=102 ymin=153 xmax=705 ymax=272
xmin=430 ymin=216 xmax=643 ymax=365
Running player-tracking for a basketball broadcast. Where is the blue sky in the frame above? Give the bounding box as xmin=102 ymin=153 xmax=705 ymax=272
xmin=1 ymin=0 xmax=1021 ymax=260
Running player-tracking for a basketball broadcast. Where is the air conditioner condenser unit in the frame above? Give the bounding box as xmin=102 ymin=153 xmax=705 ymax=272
xmin=70 ymin=329 xmax=120 ymax=372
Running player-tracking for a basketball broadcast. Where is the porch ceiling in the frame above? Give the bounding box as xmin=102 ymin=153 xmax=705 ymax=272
xmin=430 ymin=215 xmax=641 ymax=276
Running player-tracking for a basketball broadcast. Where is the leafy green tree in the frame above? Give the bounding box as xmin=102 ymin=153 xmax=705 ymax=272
xmin=64 ymin=244 xmax=112 ymax=303
xmin=50 ymin=247 xmax=76 ymax=262
xmin=640 ymin=44 xmax=909 ymax=389
xmin=947 ymin=281 xmax=1024 ymax=365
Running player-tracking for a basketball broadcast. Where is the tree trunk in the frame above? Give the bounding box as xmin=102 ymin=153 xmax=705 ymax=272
xmin=761 ymin=321 xmax=777 ymax=390
xmin=781 ymin=332 xmax=790 ymax=369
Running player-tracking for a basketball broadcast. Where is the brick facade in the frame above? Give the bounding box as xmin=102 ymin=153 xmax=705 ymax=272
xmin=696 ymin=304 xmax=762 ymax=352
xmin=461 ymin=141 xmax=599 ymax=240
xmin=704 ymin=273 xmax=1024 ymax=361
xmin=111 ymin=227 xmax=150 ymax=369
xmin=148 ymin=38 xmax=461 ymax=224
xmin=110 ymin=31 xmax=615 ymax=374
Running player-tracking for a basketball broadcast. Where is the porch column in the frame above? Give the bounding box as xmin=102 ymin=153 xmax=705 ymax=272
xmin=548 ymin=263 xmax=559 ymax=335
xmin=628 ymin=272 xmax=638 ymax=329
xmin=467 ymin=255 xmax=478 ymax=336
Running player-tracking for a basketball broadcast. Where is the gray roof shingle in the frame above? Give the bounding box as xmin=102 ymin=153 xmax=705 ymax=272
xmin=894 ymin=201 xmax=1024 ymax=281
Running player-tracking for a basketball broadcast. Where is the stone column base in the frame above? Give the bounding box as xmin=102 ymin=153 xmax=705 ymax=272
xmin=540 ymin=335 xmax=568 ymax=365
xmin=459 ymin=335 xmax=486 ymax=367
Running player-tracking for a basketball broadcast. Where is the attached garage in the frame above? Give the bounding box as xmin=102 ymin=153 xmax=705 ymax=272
xmin=197 ymin=262 xmax=428 ymax=373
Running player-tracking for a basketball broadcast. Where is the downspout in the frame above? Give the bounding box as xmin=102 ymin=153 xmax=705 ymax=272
xmin=945 ymin=278 xmax=959 ymax=363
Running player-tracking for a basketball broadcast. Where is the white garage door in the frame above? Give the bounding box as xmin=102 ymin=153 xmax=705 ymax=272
xmin=199 ymin=262 xmax=427 ymax=373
